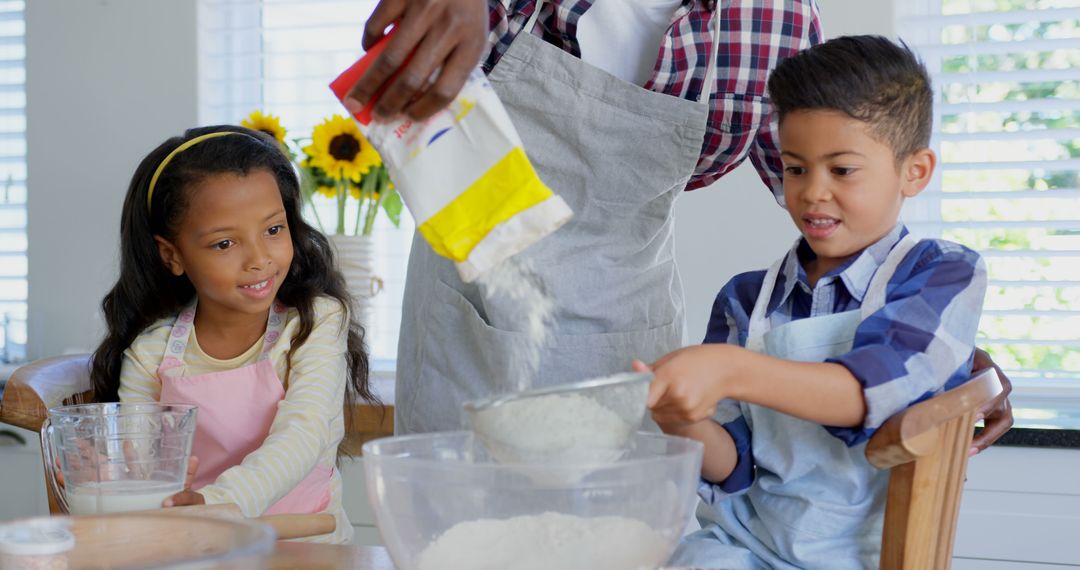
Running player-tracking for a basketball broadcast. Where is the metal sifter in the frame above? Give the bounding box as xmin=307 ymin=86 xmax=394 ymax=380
xmin=462 ymin=371 xmax=653 ymax=468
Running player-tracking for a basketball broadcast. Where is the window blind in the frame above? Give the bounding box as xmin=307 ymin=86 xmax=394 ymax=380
xmin=198 ymin=0 xmax=412 ymax=363
xmin=0 ymin=0 xmax=26 ymax=361
xmin=897 ymin=0 xmax=1080 ymax=427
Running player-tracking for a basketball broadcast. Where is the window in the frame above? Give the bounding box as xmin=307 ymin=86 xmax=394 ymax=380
xmin=0 ymin=1 xmax=25 ymax=364
xmin=198 ymin=0 xmax=411 ymax=365
xmin=897 ymin=1 xmax=1080 ymax=428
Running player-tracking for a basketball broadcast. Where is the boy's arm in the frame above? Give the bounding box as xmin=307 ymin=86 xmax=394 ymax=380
xmin=662 ymin=418 xmax=738 ymax=482
xmin=729 ymin=350 xmax=865 ymax=427
xmin=649 ymin=345 xmax=866 ymax=427
xmin=824 ymin=243 xmax=988 ymax=444
xmin=649 ymin=242 xmax=988 ymax=444
xmin=648 ymin=275 xmax=760 ymax=494
xmin=652 ymin=392 xmax=756 ymax=494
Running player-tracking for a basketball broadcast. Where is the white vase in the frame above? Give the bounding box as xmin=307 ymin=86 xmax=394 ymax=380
xmin=328 ymin=234 xmax=383 ymax=328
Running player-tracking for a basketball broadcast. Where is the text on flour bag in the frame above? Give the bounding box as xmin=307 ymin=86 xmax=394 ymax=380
xmin=330 ymin=30 xmax=573 ymax=283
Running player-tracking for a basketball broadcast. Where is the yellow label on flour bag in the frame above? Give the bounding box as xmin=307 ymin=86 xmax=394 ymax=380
xmin=331 ymin=36 xmax=572 ymax=282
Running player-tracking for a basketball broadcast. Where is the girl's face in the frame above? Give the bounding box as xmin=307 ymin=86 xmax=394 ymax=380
xmin=155 ymin=169 xmax=294 ymax=321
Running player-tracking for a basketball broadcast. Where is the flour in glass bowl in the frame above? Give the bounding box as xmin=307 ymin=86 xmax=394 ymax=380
xmin=416 ymin=512 xmax=671 ymax=570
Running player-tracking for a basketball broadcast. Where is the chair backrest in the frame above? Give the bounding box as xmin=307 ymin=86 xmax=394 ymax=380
xmin=866 ymin=367 xmax=1003 ymax=570
xmin=0 ymin=354 xmax=94 ymax=431
xmin=0 ymin=354 xmax=94 ymax=513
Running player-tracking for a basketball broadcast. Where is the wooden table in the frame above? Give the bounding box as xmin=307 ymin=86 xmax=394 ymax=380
xmin=271 ymin=542 xmax=396 ymax=569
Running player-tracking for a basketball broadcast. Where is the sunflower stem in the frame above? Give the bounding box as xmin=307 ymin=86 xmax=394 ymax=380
xmin=298 ymin=163 xmax=326 ymax=234
xmin=360 ymin=185 xmax=369 ymax=237
xmin=335 ymin=171 xmax=347 ymax=235
xmin=363 ymin=166 xmax=387 ymax=236
xmin=355 ymin=170 xmax=374 ymax=236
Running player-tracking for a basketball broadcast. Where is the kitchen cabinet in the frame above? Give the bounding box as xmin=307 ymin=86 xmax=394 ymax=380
xmin=0 ymin=425 xmax=48 ymax=521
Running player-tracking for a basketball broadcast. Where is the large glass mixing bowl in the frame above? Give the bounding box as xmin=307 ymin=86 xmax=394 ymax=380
xmin=363 ymin=431 xmax=703 ymax=570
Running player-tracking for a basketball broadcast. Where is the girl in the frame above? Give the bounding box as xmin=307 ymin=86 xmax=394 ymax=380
xmin=90 ymin=125 xmax=377 ymax=544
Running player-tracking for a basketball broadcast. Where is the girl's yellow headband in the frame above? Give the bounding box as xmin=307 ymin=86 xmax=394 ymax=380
xmin=146 ymin=131 xmax=250 ymax=214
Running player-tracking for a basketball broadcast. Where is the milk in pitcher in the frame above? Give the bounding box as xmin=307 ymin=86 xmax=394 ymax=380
xmin=65 ymin=480 xmax=183 ymax=514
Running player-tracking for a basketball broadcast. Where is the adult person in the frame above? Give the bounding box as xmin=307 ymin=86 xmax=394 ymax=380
xmin=345 ymin=0 xmax=1013 ymax=453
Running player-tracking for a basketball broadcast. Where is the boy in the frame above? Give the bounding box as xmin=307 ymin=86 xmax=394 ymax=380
xmin=636 ymin=36 xmax=987 ymax=569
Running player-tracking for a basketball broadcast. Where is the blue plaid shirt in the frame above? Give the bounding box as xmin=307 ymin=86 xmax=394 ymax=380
xmin=704 ymin=224 xmax=987 ymax=495
xmin=486 ymin=0 xmax=822 ymax=194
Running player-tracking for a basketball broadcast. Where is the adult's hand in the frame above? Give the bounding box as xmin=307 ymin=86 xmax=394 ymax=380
xmin=345 ymin=0 xmax=487 ymax=121
xmin=970 ymin=348 xmax=1014 ymax=456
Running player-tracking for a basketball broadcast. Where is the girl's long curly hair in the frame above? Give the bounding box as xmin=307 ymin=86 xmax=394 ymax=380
xmin=90 ymin=125 xmax=377 ymax=458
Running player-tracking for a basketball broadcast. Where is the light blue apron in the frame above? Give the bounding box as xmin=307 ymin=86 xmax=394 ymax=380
xmin=395 ymin=1 xmax=728 ymax=433
xmin=671 ymin=234 xmax=919 ymax=570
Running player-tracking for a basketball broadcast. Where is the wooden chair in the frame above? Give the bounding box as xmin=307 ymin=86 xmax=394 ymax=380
xmin=0 ymin=354 xmax=94 ymax=431
xmin=0 ymin=354 xmax=93 ymax=513
xmin=866 ymin=367 xmax=1003 ymax=570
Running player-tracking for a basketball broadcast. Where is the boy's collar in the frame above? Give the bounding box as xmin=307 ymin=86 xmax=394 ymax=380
xmin=772 ymin=223 xmax=908 ymax=310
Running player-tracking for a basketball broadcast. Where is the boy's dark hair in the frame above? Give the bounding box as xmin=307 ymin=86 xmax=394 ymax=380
xmin=767 ymin=35 xmax=932 ymax=161
xmin=90 ymin=125 xmax=377 ymax=459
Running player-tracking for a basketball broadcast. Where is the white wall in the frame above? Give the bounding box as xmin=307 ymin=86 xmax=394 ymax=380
xmin=26 ymin=0 xmax=198 ymax=360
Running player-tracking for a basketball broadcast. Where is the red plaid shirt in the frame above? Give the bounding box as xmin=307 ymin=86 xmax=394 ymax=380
xmin=485 ymin=0 xmax=822 ymax=196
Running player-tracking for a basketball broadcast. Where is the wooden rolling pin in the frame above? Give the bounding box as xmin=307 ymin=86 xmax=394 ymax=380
xmin=138 ymin=502 xmax=336 ymax=540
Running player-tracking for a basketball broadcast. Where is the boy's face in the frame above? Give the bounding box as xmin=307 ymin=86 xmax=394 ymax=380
xmin=779 ymin=110 xmax=934 ymax=276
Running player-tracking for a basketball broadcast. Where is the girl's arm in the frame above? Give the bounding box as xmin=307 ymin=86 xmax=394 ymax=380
xmin=199 ymin=298 xmax=349 ymax=516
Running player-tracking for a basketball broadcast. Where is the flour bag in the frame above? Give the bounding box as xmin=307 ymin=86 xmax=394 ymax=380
xmin=330 ymin=32 xmax=572 ymax=282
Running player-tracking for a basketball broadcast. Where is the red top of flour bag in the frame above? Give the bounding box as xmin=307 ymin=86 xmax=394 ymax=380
xmin=330 ymin=28 xmax=413 ymax=126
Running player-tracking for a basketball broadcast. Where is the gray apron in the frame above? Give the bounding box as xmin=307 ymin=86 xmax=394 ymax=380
xmin=395 ymin=1 xmax=720 ymax=434
xmin=671 ymin=234 xmax=920 ymax=570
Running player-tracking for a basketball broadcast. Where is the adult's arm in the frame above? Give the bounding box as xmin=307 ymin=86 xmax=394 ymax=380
xmin=344 ymin=0 xmax=488 ymax=121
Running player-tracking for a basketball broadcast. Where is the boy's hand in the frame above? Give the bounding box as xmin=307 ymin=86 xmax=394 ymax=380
xmin=638 ymin=345 xmax=743 ymax=427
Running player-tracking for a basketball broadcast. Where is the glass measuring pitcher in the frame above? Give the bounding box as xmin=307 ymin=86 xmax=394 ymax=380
xmin=40 ymin=403 xmax=197 ymax=515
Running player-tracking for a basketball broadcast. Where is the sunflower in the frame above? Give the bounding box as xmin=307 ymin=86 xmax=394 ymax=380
xmin=303 ymin=115 xmax=381 ymax=182
xmin=241 ymin=110 xmax=287 ymax=145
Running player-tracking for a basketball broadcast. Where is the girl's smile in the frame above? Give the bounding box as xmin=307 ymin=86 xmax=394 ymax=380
xmin=238 ymin=275 xmax=276 ymax=300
